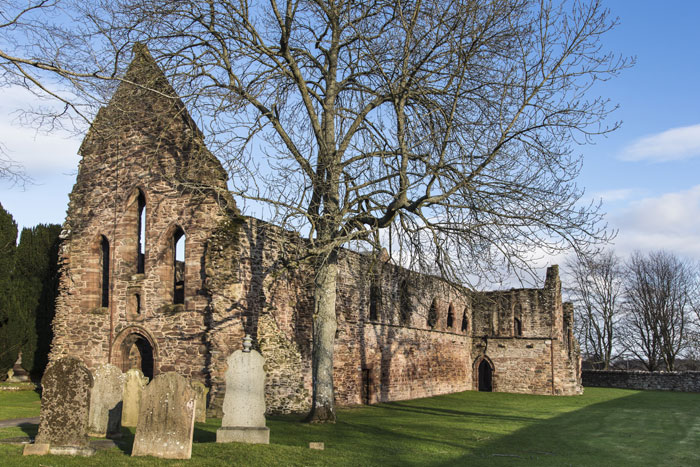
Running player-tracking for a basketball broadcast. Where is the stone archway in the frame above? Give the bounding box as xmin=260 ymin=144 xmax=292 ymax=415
xmin=474 ymin=355 xmax=494 ymax=392
xmin=112 ymin=327 xmax=157 ymax=380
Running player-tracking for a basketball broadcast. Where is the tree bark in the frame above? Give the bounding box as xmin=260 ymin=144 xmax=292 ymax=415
xmin=306 ymin=248 xmax=338 ymax=423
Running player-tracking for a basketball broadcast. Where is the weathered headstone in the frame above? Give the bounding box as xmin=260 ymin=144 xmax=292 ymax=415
xmin=217 ymin=335 xmax=270 ymax=444
xmin=9 ymin=352 xmax=30 ymax=382
xmin=131 ymin=372 xmax=196 ymax=459
xmin=121 ymin=368 xmax=148 ymax=427
xmin=190 ymin=380 xmax=209 ymax=423
xmin=88 ymin=363 xmax=125 ymax=438
xmin=23 ymin=357 xmax=95 ymax=457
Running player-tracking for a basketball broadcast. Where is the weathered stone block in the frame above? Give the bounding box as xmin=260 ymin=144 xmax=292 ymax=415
xmin=121 ymin=369 xmax=148 ymax=427
xmin=88 ymin=363 xmax=125 ymax=438
xmin=190 ymin=380 xmax=209 ymax=423
xmin=25 ymin=357 xmax=94 ymax=457
xmin=217 ymin=337 xmax=269 ymax=444
xmin=132 ymin=372 xmax=196 ymax=459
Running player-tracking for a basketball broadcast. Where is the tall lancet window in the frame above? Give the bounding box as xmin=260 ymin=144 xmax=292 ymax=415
xmin=100 ymin=236 xmax=110 ymax=308
xmin=173 ymin=227 xmax=186 ymax=305
xmin=137 ymin=191 xmax=146 ymax=274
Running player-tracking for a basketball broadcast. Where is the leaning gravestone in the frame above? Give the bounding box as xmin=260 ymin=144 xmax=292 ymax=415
xmin=122 ymin=368 xmax=148 ymax=427
xmin=88 ymin=363 xmax=125 ymax=438
xmin=190 ymin=380 xmax=209 ymax=423
xmin=23 ymin=357 xmax=95 ymax=456
xmin=131 ymin=372 xmax=196 ymax=459
xmin=217 ymin=334 xmax=270 ymax=444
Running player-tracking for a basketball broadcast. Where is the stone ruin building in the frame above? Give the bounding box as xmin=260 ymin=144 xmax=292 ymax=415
xmin=49 ymin=46 xmax=582 ymax=416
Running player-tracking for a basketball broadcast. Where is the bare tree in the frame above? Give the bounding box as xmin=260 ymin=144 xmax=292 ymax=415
xmin=1 ymin=0 xmax=630 ymax=421
xmin=0 ymin=0 xmax=48 ymax=185
xmin=566 ymin=249 xmax=623 ymax=369
xmin=622 ymin=251 xmax=698 ymax=371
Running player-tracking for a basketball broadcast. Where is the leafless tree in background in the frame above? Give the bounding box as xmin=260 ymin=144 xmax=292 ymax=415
xmin=622 ymin=251 xmax=698 ymax=371
xmin=566 ymin=249 xmax=623 ymax=369
xmin=0 ymin=0 xmax=630 ymax=421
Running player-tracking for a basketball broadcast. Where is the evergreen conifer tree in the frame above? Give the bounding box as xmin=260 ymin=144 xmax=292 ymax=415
xmin=0 ymin=203 xmax=18 ymax=379
xmin=14 ymin=224 xmax=61 ymax=378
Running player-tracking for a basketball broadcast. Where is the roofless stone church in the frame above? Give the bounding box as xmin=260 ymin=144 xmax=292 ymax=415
xmin=49 ymin=45 xmax=582 ymax=416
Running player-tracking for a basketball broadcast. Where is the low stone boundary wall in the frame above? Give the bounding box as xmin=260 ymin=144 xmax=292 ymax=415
xmin=0 ymin=382 xmax=37 ymax=391
xmin=583 ymin=370 xmax=700 ymax=393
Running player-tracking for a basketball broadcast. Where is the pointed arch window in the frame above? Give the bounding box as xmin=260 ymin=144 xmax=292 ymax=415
xmin=461 ymin=308 xmax=469 ymax=333
xmin=427 ymin=299 xmax=438 ymax=329
xmin=447 ymin=304 xmax=454 ymax=329
xmin=514 ymin=317 xmax=523 ymax=337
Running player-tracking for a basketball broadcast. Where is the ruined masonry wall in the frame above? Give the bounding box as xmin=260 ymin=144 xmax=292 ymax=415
xmin=203 ymin=216 xmax=474 ymax=414
xmin=583 ymin=370 xmax=700 ymax=393
xmin=50 ymin=45 xmax=583 ymax=419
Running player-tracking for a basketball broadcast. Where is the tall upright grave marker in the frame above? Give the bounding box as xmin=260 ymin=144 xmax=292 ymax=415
xmin=23 ymin=357 xmax=95 ymax=456
xmin=217 ymin=335 xmax=270 ymax=444
xmin=131 ymin=372 xmax=196 ymax=459
xmin=88 ymin=363 xmax=125 ymax=438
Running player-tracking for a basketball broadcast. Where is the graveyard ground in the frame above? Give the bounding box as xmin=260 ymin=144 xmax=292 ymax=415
xmin=0 ymin=386 xmax=698 ymax=466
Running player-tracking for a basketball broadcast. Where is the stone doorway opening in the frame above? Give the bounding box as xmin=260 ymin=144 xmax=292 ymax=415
xmin=113 ymin=327 xmax=156 ymax=380
xmin=361 ymin=368 xmax=372 ymax=404
xmin=477 ymin=358 xmax=493 ymax=392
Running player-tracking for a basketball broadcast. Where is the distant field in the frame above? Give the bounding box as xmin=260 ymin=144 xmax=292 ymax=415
xmin=1 ymin=387 xmax=698 ymax=466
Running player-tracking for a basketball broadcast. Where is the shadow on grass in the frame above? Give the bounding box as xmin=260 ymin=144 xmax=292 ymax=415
xmin=112 ymin=427 xmax=135 ymax=455
xmin=194 ymin=424 xmax=217 ymax=443
xmin=264 ymin=396 xmax=543 ymax=464
xmin=431 ymin=389 xmax=700 ymax=467
xmin=18 ymin=422 xmax=37 ymax=440
xmin=379 ymin=400 xmax=538 ymax=423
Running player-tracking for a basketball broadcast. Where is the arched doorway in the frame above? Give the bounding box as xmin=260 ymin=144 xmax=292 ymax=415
xmin=475 ymin=357 xmax=494 ymax=392
xmin=113 ymin=327 xmax=157 ymax=380
xmin=125 ymin=335 xmax=154 ymax=379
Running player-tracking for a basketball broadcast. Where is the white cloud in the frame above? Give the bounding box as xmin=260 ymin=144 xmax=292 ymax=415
xmin=590 ymin=188 xmax=640 ymax=203
xmin=620 ymin=124 xmax=700 ymax=162
xmin=608 ymin=185 xmax=700 ymax=260
xmin=0 ymin=86 xmax=81 ymax=174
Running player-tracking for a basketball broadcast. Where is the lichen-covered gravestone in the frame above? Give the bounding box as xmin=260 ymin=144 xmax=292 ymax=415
xmin=217 ymin=335 xmax=270 ymax=444
xmin=190 ymin=380 xmax=209 ymax=423
xmin=88 ymin=363 xmax=125 ymax=438
xmin=131 ymin=372 xmax=196 ymax=459
xmin=23 ymin=357 xmax=95 ymax=457
xmin=122 ymin=368 xmax=149 ymax=427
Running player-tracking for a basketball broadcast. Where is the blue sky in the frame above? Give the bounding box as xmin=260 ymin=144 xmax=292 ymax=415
xmin=1 ymin=1 xmax=700 ymax=264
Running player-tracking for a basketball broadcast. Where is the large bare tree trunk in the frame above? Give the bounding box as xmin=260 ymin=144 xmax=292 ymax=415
xmin=307 ymin=249 xmax=338 ymax=423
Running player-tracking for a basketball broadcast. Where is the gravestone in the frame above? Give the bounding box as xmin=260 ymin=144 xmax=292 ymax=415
xmin=122 ymin=368 xmax=148 ymax=427
xmin=8 ymin=352 xmax=30 ymax=382
xmin=23 ymin=357 xmax=95 ymax=457
xmin=190 ymin=380 xmax=209 ymax=423
xmin=88 ymin=363 xmax=125 ymax=438
xmin=131 ymin=372 xmax=196 ymax=459
xmin=217 ymin=335 xmax=269 ymax=444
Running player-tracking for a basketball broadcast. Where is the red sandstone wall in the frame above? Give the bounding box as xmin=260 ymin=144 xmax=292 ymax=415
xmin=50 ymin=46 xmax=582 ymax=420
xmin=51 ymin=46 xmax=234 ymax=387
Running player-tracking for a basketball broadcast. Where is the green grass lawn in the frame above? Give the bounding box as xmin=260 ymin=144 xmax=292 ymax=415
xmin=1 ymin=387 xmax=698 ymax=466
xmin=0 ymin=389 xmax=40 ymax=420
